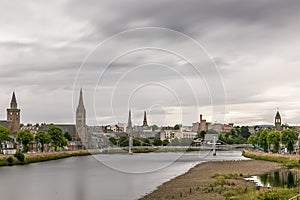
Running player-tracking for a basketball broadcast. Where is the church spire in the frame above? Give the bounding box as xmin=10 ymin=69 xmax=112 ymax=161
xmin=143 ymin=111 xmax=148 ymax=127
xmin=78 ymin=87 xmax=84 ymax=109
xmin=10 ymin=91 xmax=17 ymax=108
xmin=126 ymin=110 xmax=132 ymax=134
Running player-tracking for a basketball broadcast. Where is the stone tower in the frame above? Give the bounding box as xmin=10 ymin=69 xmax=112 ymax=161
xmin=142 ymin=111 xmax=148 ymax=127
xmin=76 ymin=88 xmax=88 ymax=148
xmin=7 ymin=92 xmax=20 ymax=136
xmin=275 ymin=109 xmax=282 ymax=131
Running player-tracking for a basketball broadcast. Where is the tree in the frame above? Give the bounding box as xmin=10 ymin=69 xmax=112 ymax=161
xmin=151 ymin=124 xmax=159 ymax=131
xmin=0 ymin=125 xmax=11 ymax=151
xmin=162 ymin=139 xmax=170 ymax=146
xmin=142 ymin=138 xmax=151 ymax=146
xmin=16 ymin=130 xmax=34 ymax=153
xmin=48 ymin=126 xmax=67 ymax=151
xmin=109 ymin=137 xmax=117 ymax=145
xmin=247 ymin=135 xmax=258 ymax=148
xmin=174 ymin=124 xmax=180 ymax=130
xmin=119 ymin=136 xmax=129 ymax=147
xmin=281 ymin=129 xmax=298 ymax=154
xmin=197 ymin=131 xmax=206 ymax=139
xmin=63 ymin=132 xmax=72 ymax=141
xmin=267 ymin=131 xmax=281 ymax=152
xmin=35 ymin=131 xmax=51 ymax=152
xmin=240 ymin=126 xmax=251 ymax=139
xmin=258 ymin=129 xmax=269 ymax=152
xmin=153 ymin=138 xmax=162 ymax=146
xmin=133 ymin=138 xmax=141 ymax=146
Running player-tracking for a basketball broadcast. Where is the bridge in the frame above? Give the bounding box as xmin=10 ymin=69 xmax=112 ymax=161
xmin=100 ymin=144 xmax=250 ymax=152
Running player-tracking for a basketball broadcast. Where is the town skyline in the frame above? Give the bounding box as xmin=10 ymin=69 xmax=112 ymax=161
xmin=0 ymin=90 xmax=295 ymax=127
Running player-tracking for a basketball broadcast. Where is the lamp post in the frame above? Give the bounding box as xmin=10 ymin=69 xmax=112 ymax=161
xmin=213 ymin=136 xmax=216 ymax=156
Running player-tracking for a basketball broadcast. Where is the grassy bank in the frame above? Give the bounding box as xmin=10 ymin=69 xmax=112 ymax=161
xmin=0 ymin=150 xmax=100 ymax=167
xmin=243 ymin=151 xmax=300 ymax=168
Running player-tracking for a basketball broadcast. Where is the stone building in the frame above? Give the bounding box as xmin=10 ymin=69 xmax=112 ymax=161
xmin=275 ymin=110 xmax=282 ymax=131
xmin=7 ymin=92 xmax=20 ymax=136
xmin=76 ymin=88 xmax=89 ymax=148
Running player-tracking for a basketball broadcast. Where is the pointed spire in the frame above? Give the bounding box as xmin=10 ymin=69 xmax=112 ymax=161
xmin=10 ymin=91 xmax=17 ymax=108
xmin=78 ymin=87 xmax=84 ymax=108
xmin=143 ymin=111 xmax=148 ymax=127
xmin=126 ymin=110 xmax=132 ymax=134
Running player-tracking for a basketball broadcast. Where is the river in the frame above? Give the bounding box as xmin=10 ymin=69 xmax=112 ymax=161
xmin=0 ymin=151 xmax=247 ymax=200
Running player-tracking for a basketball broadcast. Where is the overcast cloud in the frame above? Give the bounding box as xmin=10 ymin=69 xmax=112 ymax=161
xmin=1 ymin=0 xmax=300 ymax=126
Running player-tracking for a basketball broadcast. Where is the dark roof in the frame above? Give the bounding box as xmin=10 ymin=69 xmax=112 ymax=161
xmin=0 ymin=120 xmax=10 ymax=129
xmin=207 ymin=129 xmax=220 ymax=135
xmin=37 ymin=124 xmax=76 ymax=137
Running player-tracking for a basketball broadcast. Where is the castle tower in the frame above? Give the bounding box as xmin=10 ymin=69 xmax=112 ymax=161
xmin=275 ymin=109 xmax=282 ymax=131
xmin=76 ymin=88 xmax=88 ymax=148
xmin=7 ymin=92 xmax=20 ymax=136
xmin=142 ymin=111 xmax=148 ymax=127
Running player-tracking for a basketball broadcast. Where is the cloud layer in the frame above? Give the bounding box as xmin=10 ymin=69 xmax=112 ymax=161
xmin=1 ymin=0 xmax=300 ymax=126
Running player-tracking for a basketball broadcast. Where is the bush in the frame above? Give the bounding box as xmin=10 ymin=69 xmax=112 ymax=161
xmin=14 ymin=152 xmax=25 ymax=162
xmin=6 ymin=156 xmax=14 ymax=165
xmin=259 ymin=191 xmax=279 ymax=200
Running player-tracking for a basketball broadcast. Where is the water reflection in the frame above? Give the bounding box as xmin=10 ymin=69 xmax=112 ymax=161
xmin=246 ymin=169 xmax=298 ymax=188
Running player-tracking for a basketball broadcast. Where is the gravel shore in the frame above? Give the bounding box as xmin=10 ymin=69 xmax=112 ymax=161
xmin=140 ymin=160 xmax=282 ymax=200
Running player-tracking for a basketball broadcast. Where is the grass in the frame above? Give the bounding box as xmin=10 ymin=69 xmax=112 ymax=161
xmin=0 ymin=150 xmax=100 ymax=167
xmin=243 ymin=151 xmax=300 ymax=168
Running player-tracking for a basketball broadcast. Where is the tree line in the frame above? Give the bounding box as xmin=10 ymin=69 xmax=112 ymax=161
xmin=0 ymin=125 xmax=72 ymax=153
xmin=247 ymin=128 xmax=298 ymax=154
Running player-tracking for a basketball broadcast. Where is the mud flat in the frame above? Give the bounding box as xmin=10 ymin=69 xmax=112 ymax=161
xmin=140 ymin=160 xmax=284 ymax=200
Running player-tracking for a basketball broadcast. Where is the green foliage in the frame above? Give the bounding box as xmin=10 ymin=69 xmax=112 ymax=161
xmin=133 ymin=138 xmax=141 ymax=146
xmin=35 ymin=131 xmax=51 ymax=152
xmin=281 ymin=129 xmax=298 ymax=154
xmin=153 ymin=138 xmax=162 ymax=146
xmin=174 ymin=124 xmax=180 ymax=130
xmin=0 ymin=125 xmax=11 ymax=145
xmin=162 ymin=139 xmax=170 ymax=146
xmin=220 ymin=128 xmax=247 ymax=144
xmin=109 ymin=137 xmax=117 ymax=145
xmin=14 ymin=152 xmax=25 ymax=162
xmin=48 ymin=126 xmax=67 ymax=151
xmin=142 ymin=138 xmax=151 ymax=146
xmin=243 ymin=151 xmax=299 ymax=168
xmin=119 ymin=136 xmax=129 ymax=147
xmin=63 ymin=132 xmax=72 ymax=141
xmin=267 ymin=131 xmax=281 ymax=152
xmin=169 ymin=138 xmax=193 ymax=146
xmin=16 ymin=130 xmax=34 ymax=152
xmin=6 ymin=156 xmax=14 ymax=165
xmin=248 ymin=135 xmax=258 ymax=148
xmin=197 ymin=130 xmax=206 ymax=139
xmin=259 ymin=191 xmax=279 ymax=200
xmin=258 ymin=129 xmax=269 ymax=152
xmin=16 ymin=130 xmax=34 ymax=146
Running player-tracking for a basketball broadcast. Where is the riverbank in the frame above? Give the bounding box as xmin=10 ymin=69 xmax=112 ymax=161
xmin=140 ymin=160 xmax=300 ymax=200
xmin=0 ymin=150 xmax=101 ymax=166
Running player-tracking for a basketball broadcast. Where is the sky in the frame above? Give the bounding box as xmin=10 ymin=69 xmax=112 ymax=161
xmin=1 ymin=0 xmax=300 ymax=126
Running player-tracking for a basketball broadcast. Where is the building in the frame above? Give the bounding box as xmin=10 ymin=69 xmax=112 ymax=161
xmin=7 ymin=92 xmax=20 ymax=135
xmin=142 ymin=111 xmax=148 ymax=128
xmin=76 ymin=88 xmax=89 ymax=148
xmin=160 ymin=127 xmax=197 ymax=141
xmin=275 ymin=110 xmax=282 ymax=131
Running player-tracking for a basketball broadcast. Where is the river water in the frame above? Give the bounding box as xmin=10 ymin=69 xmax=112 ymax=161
xmin=0 ymin=151 xmax=247 ymax=200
